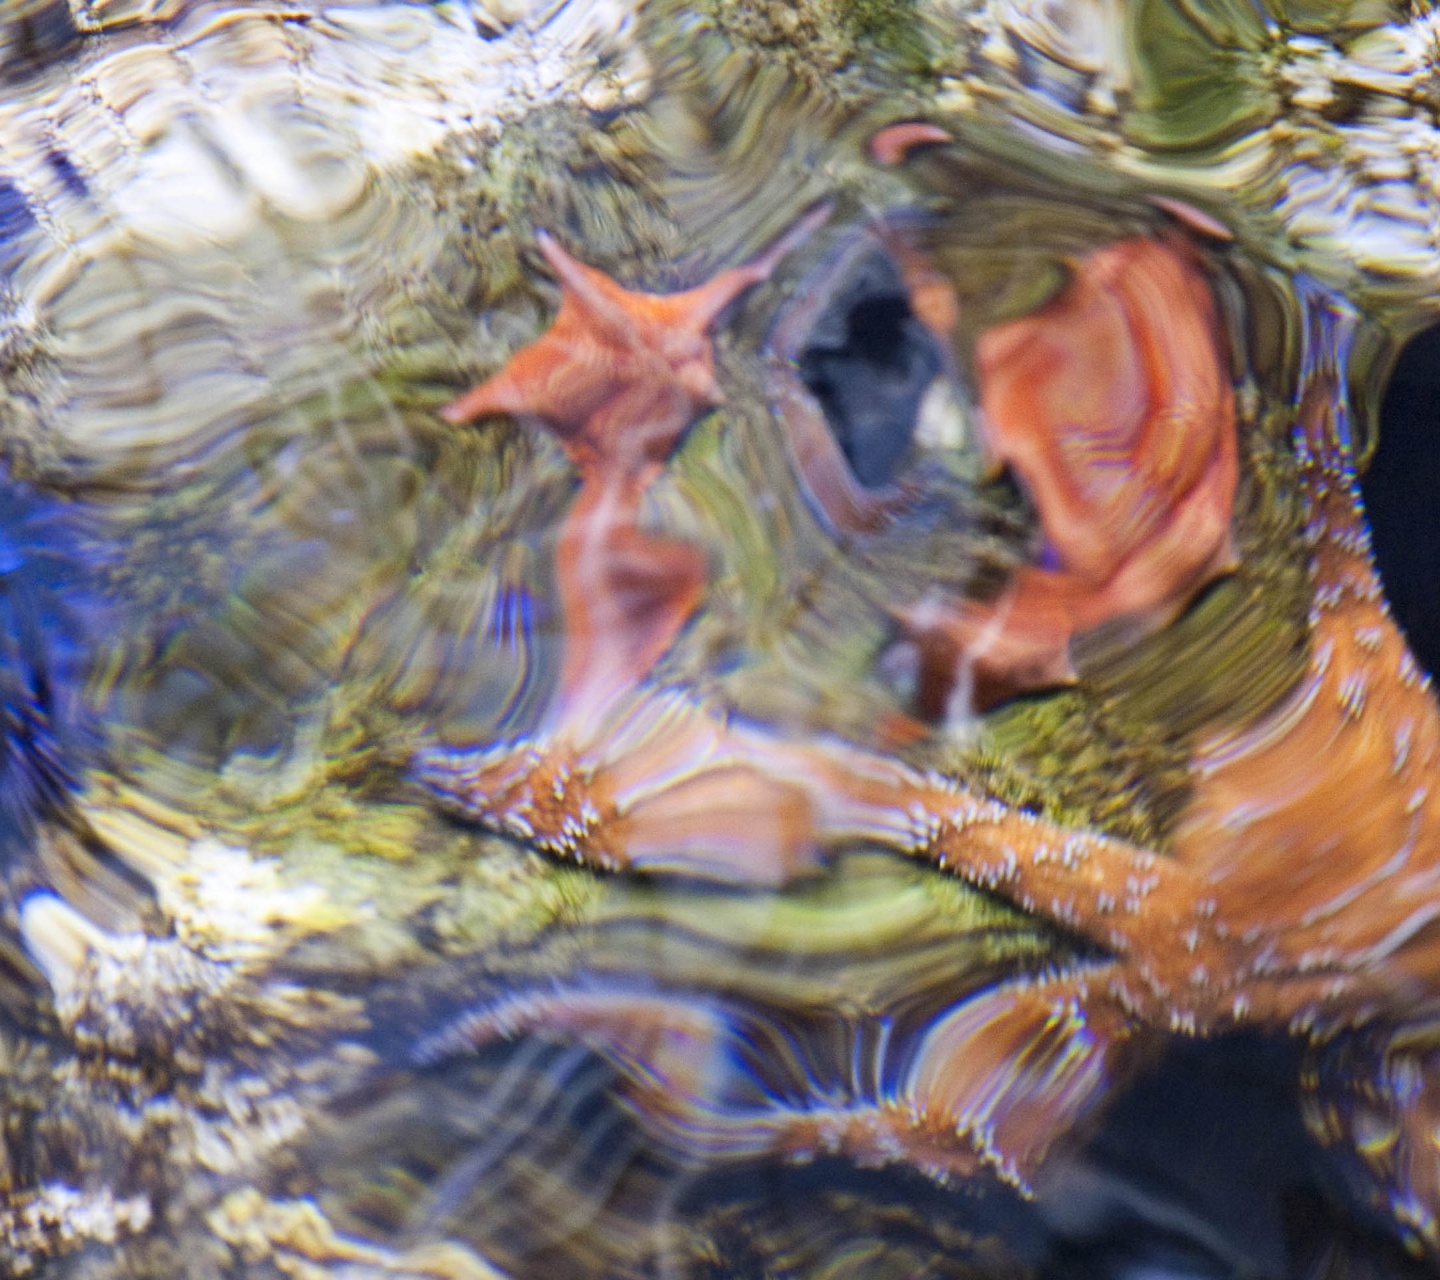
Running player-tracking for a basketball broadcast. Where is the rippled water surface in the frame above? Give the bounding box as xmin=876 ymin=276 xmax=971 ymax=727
xmin=5 ymin=1 xmax=1440 ymax=1276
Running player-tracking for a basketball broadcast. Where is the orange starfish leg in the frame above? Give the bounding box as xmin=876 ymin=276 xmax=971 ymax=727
xmin=1172 ymin=313 xmax=1440 ymax=1016
xmin=868 ymin=121 xmax=954 ymax=167
xmin=893 ymin=967 xmax=1144 ymax=1189
xmin=909 ymin=236 xmax=1238 ymax=709
xmin=414 ymin=962 xmax=1141 ymax=1194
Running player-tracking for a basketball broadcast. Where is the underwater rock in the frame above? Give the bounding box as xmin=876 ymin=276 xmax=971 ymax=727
xmin=5 ymin=1 xmax=1440 ymax=1278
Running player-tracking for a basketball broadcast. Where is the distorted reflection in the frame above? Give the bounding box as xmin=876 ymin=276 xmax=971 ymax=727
xmin=1 ymin=2 xmax=1440 ymax=1278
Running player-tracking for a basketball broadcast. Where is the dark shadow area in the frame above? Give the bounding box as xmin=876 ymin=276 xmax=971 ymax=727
xmin=798 ymin=249 xmax=941 ymax=489
xmin=1046 ymin=1033 xmax=1427 ymax=1280
xmin=1361 ymin=323 xmax=1440 ymax=678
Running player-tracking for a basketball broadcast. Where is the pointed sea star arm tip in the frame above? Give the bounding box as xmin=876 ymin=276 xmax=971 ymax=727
xmin=674 ymin=201 xmax=835 ymax=332
xmin=869 ymin=122 xmax=954 ymax=166
xmin=533 ymin=228 xmax=640 ymax=344
xmin=440 ymin=374 xmax=516 ymax=425
xmin=761 ymin=199 xmax=834 ymax=266
xmin=438 ymin=389 xmax=485 ymax=424
xmin=745 ymin=200 xmax=834 ymax=286
xmin=533 ymin=227 xmax=580 ymax=281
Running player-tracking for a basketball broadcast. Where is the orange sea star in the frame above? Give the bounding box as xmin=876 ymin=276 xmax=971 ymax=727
xmin=905 ymin=236 xmax=1239 ymax=707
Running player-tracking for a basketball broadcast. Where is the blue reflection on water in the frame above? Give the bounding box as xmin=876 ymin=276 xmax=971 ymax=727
xmin=0 ymin=471 xmax=109 ymax=852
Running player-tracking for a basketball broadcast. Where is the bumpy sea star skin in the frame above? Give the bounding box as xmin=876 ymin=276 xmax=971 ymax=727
xmin=421 ymin=184 xmax=1440 ymax=1254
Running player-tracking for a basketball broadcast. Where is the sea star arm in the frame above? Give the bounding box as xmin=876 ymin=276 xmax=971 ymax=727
xmin=648 ymin=204 xmax=834 ymax=344
xmin=868 ymin=121 xmax=955 ymax=166
xmin=531 ymin=230 xmax=647 ymax=349
xmin=908 ymin=237 xmax=1238 ymax=708
xmin=412 ymin=961 xmax=1139 ymax=1193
